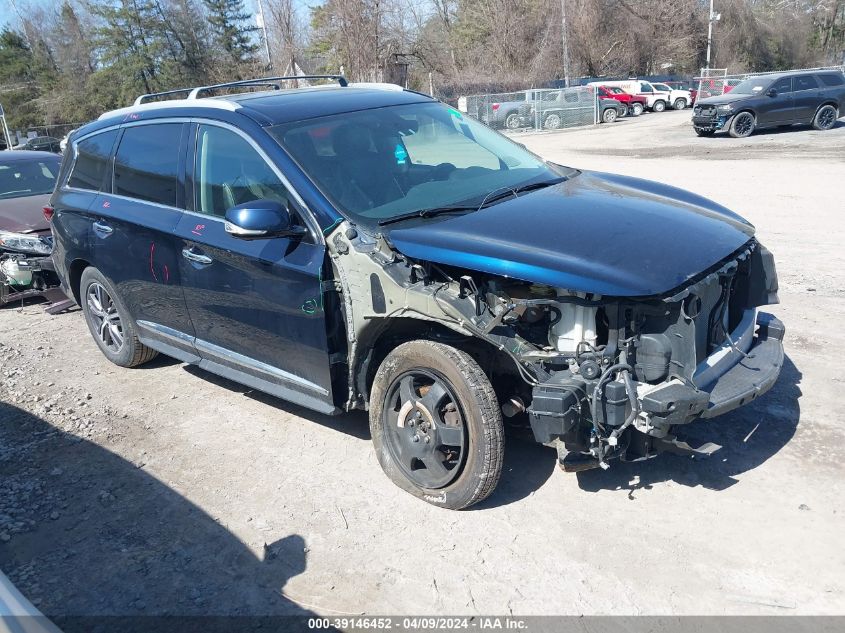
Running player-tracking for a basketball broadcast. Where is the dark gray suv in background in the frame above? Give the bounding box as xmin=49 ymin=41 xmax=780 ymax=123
xmin=692 ymin=70 xmax=845 ymax=137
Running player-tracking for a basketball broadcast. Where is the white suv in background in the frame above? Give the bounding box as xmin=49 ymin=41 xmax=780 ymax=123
xmin=651 ymin=83 xmax=692 ymax=110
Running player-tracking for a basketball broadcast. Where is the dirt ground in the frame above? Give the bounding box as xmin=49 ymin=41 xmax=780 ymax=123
xmin=1 ymin=109 xmax=844 ymax=618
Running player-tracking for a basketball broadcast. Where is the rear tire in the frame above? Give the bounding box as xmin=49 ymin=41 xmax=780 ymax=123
xmin=729 ymin=111 xmax=756 ymax=138
xmin=812 ymin=104 xmax=838 ymax=130
xmin=369 ymin=340 xmax=504 ymax=510
xmin=80 ymin=267 xmax=158 ymax=368
xmin=652 ymin=100 xmax=666 ymax=112
xmin=543 ymin=113 xmax=562 ymax=130
xmin=504 ymin=112 xmax=521 ymax=130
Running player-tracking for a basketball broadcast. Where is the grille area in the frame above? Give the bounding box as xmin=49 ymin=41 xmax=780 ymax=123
xmin=694 ymin=104 xmax=717 ymax=118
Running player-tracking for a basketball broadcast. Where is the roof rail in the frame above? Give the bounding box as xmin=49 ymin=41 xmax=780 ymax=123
xmin=188 ymin=75 xmax=348 ymax=100
xmin=134 ymin=87 xmax=195 ymax=106
xmin=134 ymin=75 xmax=348 ymax=106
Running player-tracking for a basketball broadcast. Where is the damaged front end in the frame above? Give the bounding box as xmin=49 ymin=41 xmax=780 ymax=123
xmin=328 ymin=224 xmax=784 ymax=472
xmin=0 ymin=233 xmax=64 ymax=307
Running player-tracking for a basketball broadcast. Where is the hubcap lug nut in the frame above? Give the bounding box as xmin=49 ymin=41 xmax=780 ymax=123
xmin=424 ymin=436 xmax=431 ymax=444
xmin=412 ymin=435 xmax=419 ymax=443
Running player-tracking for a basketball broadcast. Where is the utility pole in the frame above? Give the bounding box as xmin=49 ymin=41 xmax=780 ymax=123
xmin=0 ymin=103 xmax=12 ymax=151
xmin=560 ymin=0 xmax=571 ymax=87
xmin=256 ymin=0 xmax=273 ymax=71
xmin=705 ymin=0 xmax=721 ymax=71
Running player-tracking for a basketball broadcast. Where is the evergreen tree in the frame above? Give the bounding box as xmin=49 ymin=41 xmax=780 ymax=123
xmin=203 ymin=0 xmax=259 ymax=68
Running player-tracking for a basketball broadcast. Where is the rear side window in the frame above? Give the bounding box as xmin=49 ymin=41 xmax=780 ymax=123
xmin=818 ymin=73 xmax=845 ymax=87
xmin=793 ymin=75 xmax=818 ymax=91
xmin=68 ymin=130 xmax=118 ymax=191
xmin=113 ymin=124 xmax=181 ymax=207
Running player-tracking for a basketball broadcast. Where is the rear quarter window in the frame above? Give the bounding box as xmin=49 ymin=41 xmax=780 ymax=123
xmin=67 ymin=130 xmax=119 ymax=191
xmin=113 ymin=124 xmax=182 ymax=207
xmin=818 ymin=73 xmax=845 ymax=87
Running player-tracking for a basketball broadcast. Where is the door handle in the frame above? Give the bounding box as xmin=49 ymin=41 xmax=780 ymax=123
xmin=182 ymin=248 xmax=213 ymax=265
xmin=92 ymin=221 xmax=113 ymax=236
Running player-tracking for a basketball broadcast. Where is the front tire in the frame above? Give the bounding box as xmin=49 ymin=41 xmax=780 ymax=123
xmin=695 ymin=128 xmax=715 ymax=137
xmin=812 ymin=104 xmax=838 ymax=130
xmin=80 ymin=267 xmax=158 ymax=368
xmin=673 ymin=98 xmax=687 ymax=110
xmin=652 ymin=100 xmax=666 ymax=112
xmin=602 ymin=108 xmax=618 ymax=123
xmin=369 ymin=340 xmax=504 ymax=510
xmin=631 ymin=102 xmax=644 ymax=116
xmin=729 ymin=111 xmax=756 ymax=138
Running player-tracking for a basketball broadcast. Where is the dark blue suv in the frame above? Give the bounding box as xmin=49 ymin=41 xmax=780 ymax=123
xmin=50 ymin=76 xmax=785 ymax=509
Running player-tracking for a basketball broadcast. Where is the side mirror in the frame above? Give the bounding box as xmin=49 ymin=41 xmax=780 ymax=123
xmin=766 ymin=88 xmax=777 ymax=97
xmin=224 ymin=200 xmax=306 ymax=239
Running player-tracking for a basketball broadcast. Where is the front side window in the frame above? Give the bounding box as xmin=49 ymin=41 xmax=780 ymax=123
xmin=113 ymin=124 xmax=181 ymax=206
xmin=771 ymin=78 xmax=793 ymax=94
xmin=0 ymin=158 xmax=60 ymax=199
xmin=270 ymin=101 xmax=567 ymax=228
xmin=640 ymin=83 xmax=653 ymax=93
xmin=67 ymin=130 xmax=118 ymax=191
xmin=193 ymin=125 xmax=290 ymax=218
xmin=793 ymin=75 xmax=818 ymax=91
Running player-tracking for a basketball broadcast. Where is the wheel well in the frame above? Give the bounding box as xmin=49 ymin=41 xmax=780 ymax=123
xmin=355 ymin=318 xmax=518 ymax=410
xmin=816 ymin=101 xmax=839 ymax=113
xmin=67 ymin=259 xmax=90 ymax=304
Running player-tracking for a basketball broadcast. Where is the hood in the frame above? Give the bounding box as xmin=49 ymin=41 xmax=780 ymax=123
xmin=696 ymin=93 xmax=750 ymax=106
xmin=387 ymin=171 xmax=755 ymax=297
xmin=0 ymin=194 xmax=51 ymax=235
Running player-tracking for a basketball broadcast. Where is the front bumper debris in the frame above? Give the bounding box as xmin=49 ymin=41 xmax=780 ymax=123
xmin=692 ymin=113 xmax=731 ymax=131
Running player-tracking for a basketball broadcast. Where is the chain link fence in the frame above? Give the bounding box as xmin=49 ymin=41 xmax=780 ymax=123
xmin=2 ymin=122 xmax=83 ymax=150
xmin=458 ymin=87 xmax=598 ymax=133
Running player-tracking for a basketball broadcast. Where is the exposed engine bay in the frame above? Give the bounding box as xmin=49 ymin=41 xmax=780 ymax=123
xmin=325 ymin=221 xmax=784 ymax=471
xmin=0 ymin=234 xmax=62 ymax=306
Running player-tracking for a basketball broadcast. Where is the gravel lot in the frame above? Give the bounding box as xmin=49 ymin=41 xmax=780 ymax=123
xmin=1 ymin=109 xmax=843 ymax=618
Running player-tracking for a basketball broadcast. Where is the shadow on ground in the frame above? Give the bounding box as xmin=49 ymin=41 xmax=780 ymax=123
xmin=0 ymin=402 xmax=319 ymax=628
xmin=575 ymin=354 xmax=802 ymax=497
xmin=184 ymin=352 xmax=801 ymax=505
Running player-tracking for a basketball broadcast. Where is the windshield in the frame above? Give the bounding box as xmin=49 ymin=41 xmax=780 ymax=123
xmin=269 ymin=101 xmax=569 ymax=228
xmin=727 ymin=77 xmax=771 ymax=95
xmin=0 ymin=159 xmax=60 ymax=199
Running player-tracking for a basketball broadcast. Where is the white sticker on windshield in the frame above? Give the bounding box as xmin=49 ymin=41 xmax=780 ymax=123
xmin=752 ymin=86 xmax=764 ymax=92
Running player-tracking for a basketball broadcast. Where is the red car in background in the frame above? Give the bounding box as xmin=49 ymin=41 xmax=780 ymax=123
xmin=596 ymin=86 xmax=647 ymax=116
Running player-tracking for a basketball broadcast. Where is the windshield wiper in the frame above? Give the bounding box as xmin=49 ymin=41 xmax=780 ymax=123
xmin=378 ymin=177 xmax=567 ymax=227
xmin=378 ymin=205 xmax=477 ymax=226
xmin=480 ymin=177 xmax=568 ymax=207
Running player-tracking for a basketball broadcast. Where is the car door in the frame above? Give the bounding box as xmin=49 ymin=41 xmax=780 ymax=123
xmin=791 ymin=75 xmax=822 ymax=122
xmin=59 ymin=122 xmax=198 ymax=360
xmin=757 ymin=77 xmax=794 ymax=125
xmin=176 ymin=122 xmax=335 ymax=413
